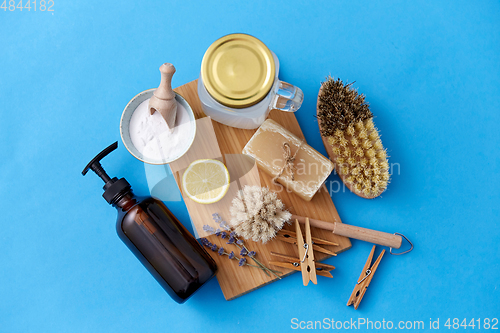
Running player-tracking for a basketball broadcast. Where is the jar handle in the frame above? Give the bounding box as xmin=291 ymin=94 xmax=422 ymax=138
xmin=271 ymin=80 xmax=304 ymax=112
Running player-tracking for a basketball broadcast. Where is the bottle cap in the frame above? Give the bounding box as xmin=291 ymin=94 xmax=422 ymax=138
xmin=201 ymin=33 xmax=276 ymax=108
xmin=82 ymin=142 xmax=131 ymax=204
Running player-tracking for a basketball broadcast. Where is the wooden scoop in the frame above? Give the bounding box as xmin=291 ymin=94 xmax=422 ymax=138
xmin=149 ymin=63 xmax=177 ymax=129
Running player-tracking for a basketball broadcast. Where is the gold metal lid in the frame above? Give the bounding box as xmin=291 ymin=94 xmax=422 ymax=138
xmin=201 ymin=33 xmax=276 ymax=108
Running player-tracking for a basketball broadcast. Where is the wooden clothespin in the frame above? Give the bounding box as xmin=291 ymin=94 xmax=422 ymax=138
xmin=276 ymin=229 xmax=338 ymax=256
xmin=347 ymin=245 xmax=385 ymax=309
xmin=295 ymin=218 xmax=317 ymax=286
xmin=271 ymin=218 xmax=337 ymax=284
xmin=270 ymin=252 xmax=335 ymax=278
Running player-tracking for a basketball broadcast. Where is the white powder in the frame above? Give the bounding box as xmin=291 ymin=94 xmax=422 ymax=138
xmin=129 ymin=98 xmax=194 ymax=162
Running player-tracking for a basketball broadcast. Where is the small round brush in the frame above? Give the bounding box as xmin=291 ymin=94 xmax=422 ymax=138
xmin=317 ymin=76 xmax=390 ymax=199
xmin=229 ymin=186 xmax=291 ymax=243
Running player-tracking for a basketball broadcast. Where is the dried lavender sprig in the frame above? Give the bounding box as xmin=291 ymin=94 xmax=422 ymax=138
xmin=237 ymin=243 xmax=281 ymax=278
xmin=207 ymin=215 xmax=283 ymax=278
xmin=226 ymin=234 xmax=282 ymax=278
xmin=229 ymin=241 xmax=271 ymax=277
xmin=212 ymin=213 xmax=221 ymax=221
xmin=212 ymin=213 xmax=231 ymax=231
xmin=203 ymin=225 xmax=215 ymax=233
xmin=200 ymin=239 xmax=262 ymax=270
xmin=223 ymin=229 xmax=282 ymax=278
xmin=203 ymin=226 xmax=275 ymax=277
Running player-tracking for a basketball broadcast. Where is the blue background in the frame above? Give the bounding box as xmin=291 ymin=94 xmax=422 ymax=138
xmin=1 ymin=1 xmax=499 ymax=332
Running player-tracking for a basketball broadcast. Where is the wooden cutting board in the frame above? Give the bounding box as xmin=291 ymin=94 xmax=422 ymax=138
xmin=171 ymin=80 xmax=351 ymax=300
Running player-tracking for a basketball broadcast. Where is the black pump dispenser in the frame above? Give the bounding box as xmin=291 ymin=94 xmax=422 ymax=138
xmin=82 ymin=142 xmax=131 ymax=204
xmin=82 ymin=142 xmax=217 ymax=303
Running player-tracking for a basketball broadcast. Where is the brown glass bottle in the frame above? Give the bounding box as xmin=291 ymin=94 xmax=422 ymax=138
xmin=83 ymin=142 xmax=217 ymax=304
xmin=114 ymin=192 xmax=217 ymax=303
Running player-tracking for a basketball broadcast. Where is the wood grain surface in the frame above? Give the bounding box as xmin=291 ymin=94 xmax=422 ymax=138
xmin=172 ymin=80 xmax=351 ymax=301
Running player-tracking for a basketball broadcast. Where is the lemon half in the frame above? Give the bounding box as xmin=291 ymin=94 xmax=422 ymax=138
xmin=182 ymin=159 xmax=230 ymax=204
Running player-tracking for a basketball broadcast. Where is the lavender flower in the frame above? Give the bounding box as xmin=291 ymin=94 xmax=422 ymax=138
xmin=213 ymin=213 xmax=232 ymax=231
xmin=219 ymin=220 xmax=230 ymax=231
xmin=212 ymin=213 xmax=222 ymax=223
xmin=203 ymin=225 xmax=215 ymax=233
xmin=209 ymin=212 xmax=281 ymax=278
xmin=200 ymin=238 xmax=213 ymax=248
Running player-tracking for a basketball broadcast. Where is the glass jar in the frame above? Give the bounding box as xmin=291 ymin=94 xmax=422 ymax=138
xmin=198 ymin=33 xmax=303 ymax=129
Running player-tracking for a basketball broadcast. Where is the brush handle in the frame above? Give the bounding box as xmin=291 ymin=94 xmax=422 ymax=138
xmin=292 ymin=215 xmax=336 ymax=231
xmin=292 ymin=214 xmax=402 ymax=249
xmin=332 ymin=223 xmax=402 ymax=249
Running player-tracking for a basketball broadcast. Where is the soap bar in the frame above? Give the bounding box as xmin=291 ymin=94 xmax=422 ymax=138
xmin=242 ymin=119 xmax=334 ymax=201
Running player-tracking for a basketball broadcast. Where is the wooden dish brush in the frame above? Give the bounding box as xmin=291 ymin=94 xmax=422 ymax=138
xmin=317 ymin=77 xmax=390 ymax=199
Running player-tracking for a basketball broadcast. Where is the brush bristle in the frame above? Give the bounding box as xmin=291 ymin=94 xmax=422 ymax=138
xmin=329 ymin=118 xmax=390 ymax=197
xmin=318 ymin=76 xmax=390 ymax=198
xmin=317 ymin=77 xmax=373 ymax=136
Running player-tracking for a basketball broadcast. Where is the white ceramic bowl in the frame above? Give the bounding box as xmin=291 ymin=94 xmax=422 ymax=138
xmin=120 ymin=88 xmax=196 ymax=165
